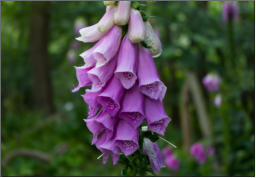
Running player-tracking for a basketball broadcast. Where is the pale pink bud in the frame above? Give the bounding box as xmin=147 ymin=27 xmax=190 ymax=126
xmin=128 ymin=9 xmax=145 ymax=43
xmin=98 ymin=6 xmax=116 ymax=33
xmin=114 ymin=1 xmax=131 ymax=26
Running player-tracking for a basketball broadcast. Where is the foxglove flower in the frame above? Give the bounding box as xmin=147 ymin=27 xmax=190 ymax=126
xmin=99 ymin=139 xmax=120 ymax=165
xmin=202 ymin=74 xmax=221 ymax=92
xmin=190 ymin=142 xmax=207 ymax=164
xmin=145 ymin=98 xmax=170 ymax=135
xmin=93 ymin=26 xmax=122 ymax=67
xmin=163 ymin=147 xmax=172 ymax=157
xmin=222 ymin=2 xmax=239 ymax=22
xmin=76 ymin=24 xmax=106 ymax=43
xmin=119 ymin=84 xmax=144 ymax=128
xmin=128 ymin=9 xmax=146 ymax=43
xmin=214 ymin=94 xmax=222 ymax=108
xmin=144 ymin=21 xmax=162 ymax=58
xmin=143 ymin=138 xmax=165 ymax=173
xmin=72 ymin=65 xmax=93 ymax=92
xmin=80 ymin=44 xmax=98 ymax=68
xmin=97 ymin=76 xmax=124 ymax=116
xmin=115 ymin=36 xmax=138 ymax=89
xmin=115 ymin=119 xmax=139 ymax=156
xmin=82 ymin=89 xmax=101 ymax=118
xmin=138 ymin=47 xmax=167 ymax=101
xmin=88 ymin=56 xmax=117 ymax=92
xmin=114 ymin=1 xmax=131 ymax=26
xmin=85 ymin=111 xmax=117 ymax=144
xmin=165 ymin=155 xmax=179 ymax=172
xmin=76 ymin=6 xmax=115 ymax=43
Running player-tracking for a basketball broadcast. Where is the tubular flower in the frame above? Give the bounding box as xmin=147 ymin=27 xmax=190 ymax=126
xmin=119 ymin=84 xmax=144 ymax=128
xmin=115 ymin=36 xmax=138 ymax=89
xmin=72 ymin=2 xmax=171 ymax=169
xmin=93 ymin=26 xmax=122 ymax=67
xmin=145 ymin=98 xmax=171 ymax=135
xmin=82 ymin=89 xmax=101 ymax=118
xmin=88 ymin=56 xmax=117 ymax=92
xmin=97 ymin=76 xmax=125 ymax=117
xmin=76 ymin=6 xmax=115 ymax=43
xmin=138 ymin=47 xmax=167 ymax=101
xmin=72 ymin=65 xmax=93 ymax=92
xmin=190 ymin=142 xmax=207 ymax=164
xmin=76 ymin=24 xmax=106 ymax=43
xmin=143 ymin=138 xmax=165 ymax=173
xmin=114 ymin=1 xmax=131 ymax=26
xmin=144 ymin=21 xmax=162 ymax=58
xmin=115 ymin=119 xmax=139 ymax=156
xmin=128 ymin=9 xmax=146 ymax=43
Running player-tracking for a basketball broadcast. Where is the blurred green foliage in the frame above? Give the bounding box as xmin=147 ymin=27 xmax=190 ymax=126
xmin=2 ymin=1 xmax=254 ymax=176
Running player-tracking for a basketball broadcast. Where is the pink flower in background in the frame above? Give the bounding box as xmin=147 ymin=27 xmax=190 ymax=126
xmin=202 ymin=74 xmax=221 ymax=92
xmin=214 ymin=94 xmax=222 ymax=108
xmin=163 ymin=147 xmax=172 ymax=157
xmin=165 ymin=155 xmax=179 ymax=172
xmin=72 ymin=2 xmax=171 ymax=169
xmin=222 ymin=2 xmax=239 ymax=22
xmin=190 ymin=142 xmax=207 ymax=164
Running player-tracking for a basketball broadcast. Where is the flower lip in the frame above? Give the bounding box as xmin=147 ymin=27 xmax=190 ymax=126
xmin=97 ymin=96 xmax=120 ymax=117
xmin=119 ymin=111 xmax=144 ymax=128
xmin=115 ymin=119 xmax=139 ymax=156
xmin=115 ymin=72 xmax=137 ymax=89
xmin=140 ymin=80 xmax=166 ymax=101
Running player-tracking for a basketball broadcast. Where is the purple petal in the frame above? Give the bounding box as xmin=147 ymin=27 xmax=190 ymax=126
xmin=95 ymin=111 xmax=118 ymax=132
xmin=115 ymin=36 xmax=138 ymax=89
xmin=114 ymin=1 xmax=131 ymax=25
xmin=72 ymin=65 xmax=93 ymax=92
xmin=99 ymin=139 xmax=120 ymax=165
xmin=93 ymin=26 xmax=122 ymax=66
xmin=143 ymin=138 xmax=165 ymax=173
xmin=138 ymin=47 xmax=167 ymax=101
xmin=190 ymin=142 xmax=207 ymax=164
xmin=82 ymin=89 xmax=101 ymax=118
xmin=128 ymin=9 xmax=145 ymax=43
xmin=115 ymin=119 xmax=139 ymax=156
xmin=93 ymin=26 xmax=122 ymax=67
xmin=119 ymin=84 xmax=144 ymax=128
xmin=84 ymin=118 xmax=104 ymax=144
xmin=98 ymin=5 xmax=115 ymax=32
xmin=145 ymin=97 xmax=170 ymax=135
xmin=97 ymin=76 xmax=125 ymax=116
xmin=79 ymin=45 xmax=98 ymax=68
xmin=88 ymin=56 xmax=117 ymax=92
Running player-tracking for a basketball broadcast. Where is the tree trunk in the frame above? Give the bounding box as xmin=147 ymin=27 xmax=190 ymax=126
xmin=29 ymin=2 xmax=54 ymax=114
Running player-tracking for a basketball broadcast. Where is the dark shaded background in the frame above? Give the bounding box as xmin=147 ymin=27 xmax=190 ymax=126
xmin=1 ymin=1 xmax=255 ymax=176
